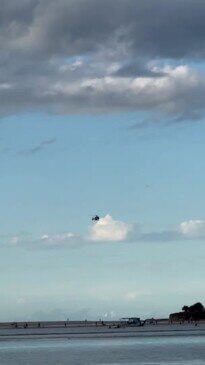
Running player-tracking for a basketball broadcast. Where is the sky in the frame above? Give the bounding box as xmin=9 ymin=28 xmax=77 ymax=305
xmin=1 ymin=0 xmax=205 ymax=321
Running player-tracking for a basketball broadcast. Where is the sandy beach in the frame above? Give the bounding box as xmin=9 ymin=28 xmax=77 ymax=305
xmin=1 ymin=322 xmax=205 ymax=365
xmin=0 ymin=321 xmax=205 ymax=340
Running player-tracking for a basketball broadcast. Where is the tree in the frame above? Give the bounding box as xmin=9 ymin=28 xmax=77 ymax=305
xmin=189 ymin=302 xmax=204 ymax=313
xmin=182 ymin=305 xmax=189 ymax=312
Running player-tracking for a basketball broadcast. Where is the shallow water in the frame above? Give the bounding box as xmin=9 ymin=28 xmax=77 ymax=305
xmin=0 ymin=335 xmax=205 ymax=365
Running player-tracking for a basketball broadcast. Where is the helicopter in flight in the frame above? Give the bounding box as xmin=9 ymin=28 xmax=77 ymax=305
xmin=92 ymin=215 xmax=100 ymax=221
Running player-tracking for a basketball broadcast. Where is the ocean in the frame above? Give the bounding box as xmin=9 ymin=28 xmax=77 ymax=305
xmin=0 ymin=324 xmax=205 ymax=364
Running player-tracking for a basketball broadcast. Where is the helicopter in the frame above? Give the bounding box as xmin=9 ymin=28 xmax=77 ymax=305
xmin=92 ymin=215 xmax=100 ymax=221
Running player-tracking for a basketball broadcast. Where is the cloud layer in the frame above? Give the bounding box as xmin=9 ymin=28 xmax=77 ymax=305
xmin=1 ymin=0 xmax=205 ymax=120
xmin=4 ymin=216 xmax=205 ymax=249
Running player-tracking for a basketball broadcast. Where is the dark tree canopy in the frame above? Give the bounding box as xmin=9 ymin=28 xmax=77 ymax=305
xmin=170 ymin=302 xmax=205 ymax=322
xmin=189 ymin=302 xmax=204 ymax=312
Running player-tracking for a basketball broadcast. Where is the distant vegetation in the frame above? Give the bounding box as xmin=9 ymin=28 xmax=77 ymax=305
xmin=170 ymin=302 xmax=205 ymax=322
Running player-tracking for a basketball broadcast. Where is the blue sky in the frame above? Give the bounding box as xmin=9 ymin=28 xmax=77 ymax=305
xmin=0 ymin=112 xmax=205 ymax=321
xmin=1 ymin=0 xmax=205 ymax=321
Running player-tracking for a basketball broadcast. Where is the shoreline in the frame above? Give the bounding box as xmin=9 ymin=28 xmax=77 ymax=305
xmin=0 ymin=322 xmax=205 ymax=340
xmin=1 ymin=318 xmax=205 ymax=330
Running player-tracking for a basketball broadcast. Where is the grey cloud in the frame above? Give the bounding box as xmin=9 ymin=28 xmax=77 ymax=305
xmin=2 ymin=0 xmax=205 ymax=59
xmin=24 ymin=146 xmax=43 ymax=155
xmin=125 ymin=223 xmax=182 ymax=243
xmin=113 ymin=62 xmax=165 ymax=78
xmin=137 ymin=231 xmax=182 ymax=243
xmin=19 ymin=138 xmax=56 ymax=156
xmin=41 ymin=138 xmax=56 ymax=145
xmin=1 ymin=1 xmax=205 ymax=119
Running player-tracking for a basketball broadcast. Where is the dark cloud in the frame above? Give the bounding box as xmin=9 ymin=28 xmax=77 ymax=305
xmin=2 ymin=0 xmax=205 ymax=59
xmin=1 ymin=0 xmax=205 ymax=119
xmin=113 ymin=62 xmax=165 ymax=78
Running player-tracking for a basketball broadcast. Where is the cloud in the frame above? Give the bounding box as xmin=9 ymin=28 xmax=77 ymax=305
xmin=0 ymin=0 xmax=205 ymax=120
xmin=3 ymin=0 xmax=205 ymax=60
xmin=52 ymin=64 xmax=204 ymax=117
xmin=9 ymin=236 xmax=21 ymax=246
xmin=103 ymin=310 xmax=116 ymax=319
xmin=125 ymin=291 xmax=145 ymax=301
xmin=19 ymin=138 xmax=56 ymax=155
xmin=41 ymin=138 xmax=56 ymax=145
xmin=138 ymin=230 xmax=180 ymax=242
xmin=39 ymin=232 xmax=79 ymax=247
xmin=113 ymin=61 xmax=165 ymax=78
xmin=180 ymin=220 xmax=205 ymax=238
xmin=89 ymin=214 xmax=130 ymax=242
xmin=139 ymin=219 xmax=205 ymax=241
xmin=28 ymin=232 xmax=84 ymax=249
xmin=3 ymin=232 xmax=81 ymax=249
xmin=3 ymin=215 xmax=131 ymax=248
xmin=3 ymin=217 xmax=205 ymax=249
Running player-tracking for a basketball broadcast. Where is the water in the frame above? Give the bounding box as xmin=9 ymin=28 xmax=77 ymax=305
xmin=0 ymin=335 xmax=205 ymax=365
